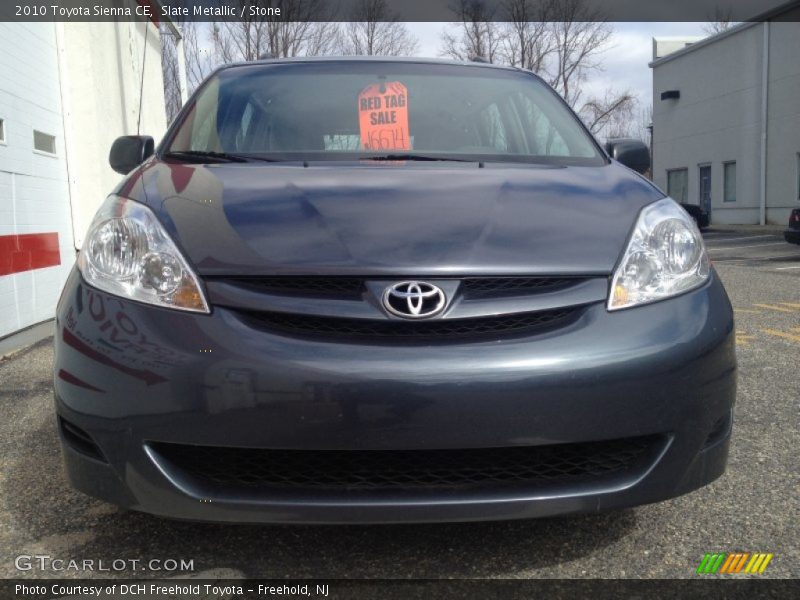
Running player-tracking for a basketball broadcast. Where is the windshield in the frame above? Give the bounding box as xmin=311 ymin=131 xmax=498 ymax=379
xmin=166 ymin=61 xmax=605 ymax=165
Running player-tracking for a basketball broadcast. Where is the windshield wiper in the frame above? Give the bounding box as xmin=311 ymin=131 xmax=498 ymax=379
xmin=361 ymin=153 xmax=476 ymax=163
xmin=164 ymin=150 xmax=282 ymax=164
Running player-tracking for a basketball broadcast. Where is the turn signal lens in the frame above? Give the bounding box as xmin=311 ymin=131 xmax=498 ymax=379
xmin=608 ymin=198 xmax=710 ymax=311
xmin=78 ymin=195 xmax=209 ymax=313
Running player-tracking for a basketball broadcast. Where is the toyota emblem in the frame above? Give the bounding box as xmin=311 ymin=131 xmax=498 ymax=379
xmin=382 ymin=281 xmax=447 ymax=319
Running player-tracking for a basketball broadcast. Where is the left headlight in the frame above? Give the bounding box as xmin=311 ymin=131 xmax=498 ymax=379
xmin=78 ymin=195 xmax=210 ymax=313
xmin=608 ymin=197 xmax=710 ymax=311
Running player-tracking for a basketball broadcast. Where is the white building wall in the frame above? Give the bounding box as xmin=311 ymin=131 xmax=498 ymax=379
xmin=0 ymin=16 xmax=168 ymax=339
xmin=58 ymin=19 xmax=168 ymax=249
xmin=652 ymin=37 xmax=703 ymax=60
xmin=765 ymin=21 xmax=800 ymax=223
xmin=0 ymin=23 xmax=75 ymax=338
xmin=652 ymin=24 xmax=764 ymax=225
xmin=652 ymin=18 xmax=800 ymax=225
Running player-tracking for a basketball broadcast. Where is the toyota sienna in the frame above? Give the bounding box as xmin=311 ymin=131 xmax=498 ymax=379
xmin=53 ymin=58 xmax=736 ymax=523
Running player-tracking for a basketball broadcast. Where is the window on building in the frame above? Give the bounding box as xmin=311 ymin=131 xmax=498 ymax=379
xmin=0 ymin=118 xmax=5 ymax=144
xmin=667 ymin=168 xmax=689 ymax=203
xmin=723 ymin=162 xmax=737 ymax=203
xmin=33 ymin=130 xmax=56 ymax=155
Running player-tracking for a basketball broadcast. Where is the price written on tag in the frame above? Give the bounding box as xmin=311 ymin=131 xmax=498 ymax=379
xmin=358 ymin=81 xmax=411 ymax=151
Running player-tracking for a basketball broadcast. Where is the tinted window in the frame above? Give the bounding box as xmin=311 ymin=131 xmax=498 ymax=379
xmin=167 ymin=62 xmax=603 ymax=165
xmin=723 ymin=162 xmax=736 ymax=203
xmin=33 ymin=130 xmax=56 ymax=154
xmin=667 ymin=169 xmax=688 ymax=203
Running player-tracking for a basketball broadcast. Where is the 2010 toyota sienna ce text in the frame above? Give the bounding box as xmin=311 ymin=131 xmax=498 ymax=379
xmin=53 ymin=58 xmax=736 ymax=524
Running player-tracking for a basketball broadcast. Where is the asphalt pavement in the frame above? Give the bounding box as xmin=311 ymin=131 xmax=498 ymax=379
xmin=1 ymin=227 xmax=798 ymax=581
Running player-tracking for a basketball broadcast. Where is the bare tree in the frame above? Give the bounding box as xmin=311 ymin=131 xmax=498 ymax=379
xmin=499 ymin=0 xmax=552 ymax=72
xmin=439 ymin=0 xmax=636 ymax=137
xmin=545 ymin=0 xmax=612 ymax=109
xmin=703 ymin=7 xmax=735 ymax=35
xmin=160 ymin=17 xmax=218 ymax=120
xmin=211 ymin=0 xmax=338 ymax=62
xmin=302 ymin=20 xmax=340 ymax=56
xmin=703 ymin=21 xmax=734 ymax=35
xmin=439 ymin=0 xmax=504 ymax=62
xmin=160 ymin=24 xmax=183 ymax=122
xmin=580 ymin=90 xmax=637 ymax=137
xmin=184 ymin=22 xmax=215 ymax=91
xmin=161 ymin=1 xmax=340 ymax=108
xmin=337 ymin=0 xmax=419 ymax=56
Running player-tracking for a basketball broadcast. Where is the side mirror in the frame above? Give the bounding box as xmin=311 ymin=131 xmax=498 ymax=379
xmin=109 ymin=136 xmax=154 ymax=175
xmin=605 ymin=138 xmax=650 ymax=174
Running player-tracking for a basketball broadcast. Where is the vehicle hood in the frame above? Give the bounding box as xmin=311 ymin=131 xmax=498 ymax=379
xmin=121 ymin=160 xmax=663 ymax=276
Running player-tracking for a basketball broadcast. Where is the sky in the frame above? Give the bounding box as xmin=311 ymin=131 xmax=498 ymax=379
xmin=407 ymin=22 xmax=710 ymax=113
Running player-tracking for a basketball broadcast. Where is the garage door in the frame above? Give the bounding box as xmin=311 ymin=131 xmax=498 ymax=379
xmin=0 ymin=23 xmax=76 ymax=339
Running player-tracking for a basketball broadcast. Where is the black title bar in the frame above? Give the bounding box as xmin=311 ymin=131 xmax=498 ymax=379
xmin=1 ymin=0 xmax=800 ymax=23
xmin=4 ymin=578 xmax=800 ymax=599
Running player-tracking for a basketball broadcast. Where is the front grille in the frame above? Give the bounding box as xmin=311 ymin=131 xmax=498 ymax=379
xmin=238 ymin=308 xmax=579 ymax=341
xmin=214 ymin=276 xmax=584 ymax=300
xmin=151 ymin=436 xmax=661 ymax=493
xmin=220 ymin=277 xmax=364 ymax=299
xmin=461 ymin=277 xmax=578 ymax=298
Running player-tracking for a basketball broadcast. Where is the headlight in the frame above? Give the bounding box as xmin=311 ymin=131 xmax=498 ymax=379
xmin=608 ymin=197 xmax=709 ymax=311
xmin=78 ymin=195 xmax=209 ymax=313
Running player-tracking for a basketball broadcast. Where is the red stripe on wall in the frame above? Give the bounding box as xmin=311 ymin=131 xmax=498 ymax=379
xmin=0 ymin=233 xmax=61 ymax=276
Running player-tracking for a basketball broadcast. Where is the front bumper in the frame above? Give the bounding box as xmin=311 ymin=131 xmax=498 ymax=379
xmin=54 ymin=268 xmax=736 ymax=523
xmin=785 ymin=228 xmax=800 ymax=244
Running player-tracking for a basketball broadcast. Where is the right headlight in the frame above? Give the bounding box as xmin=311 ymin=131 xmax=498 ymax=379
xmin=608 ymin=197 xmax=710 ymax=311
xmin=78 ymin=195 xmax=209 ymax=313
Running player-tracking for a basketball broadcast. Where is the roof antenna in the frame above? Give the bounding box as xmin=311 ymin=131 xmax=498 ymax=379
xmin=136 ymin=18 xmax=150 ymax=135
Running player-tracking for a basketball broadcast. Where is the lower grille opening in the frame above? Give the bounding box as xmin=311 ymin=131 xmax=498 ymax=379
xmin=237 ymin=307 xmax=582 ymax=342
xmin=59 ymin=417 xmax=107 ymax=463
xmin=150 ymin=436 xmax=663 ymax=494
